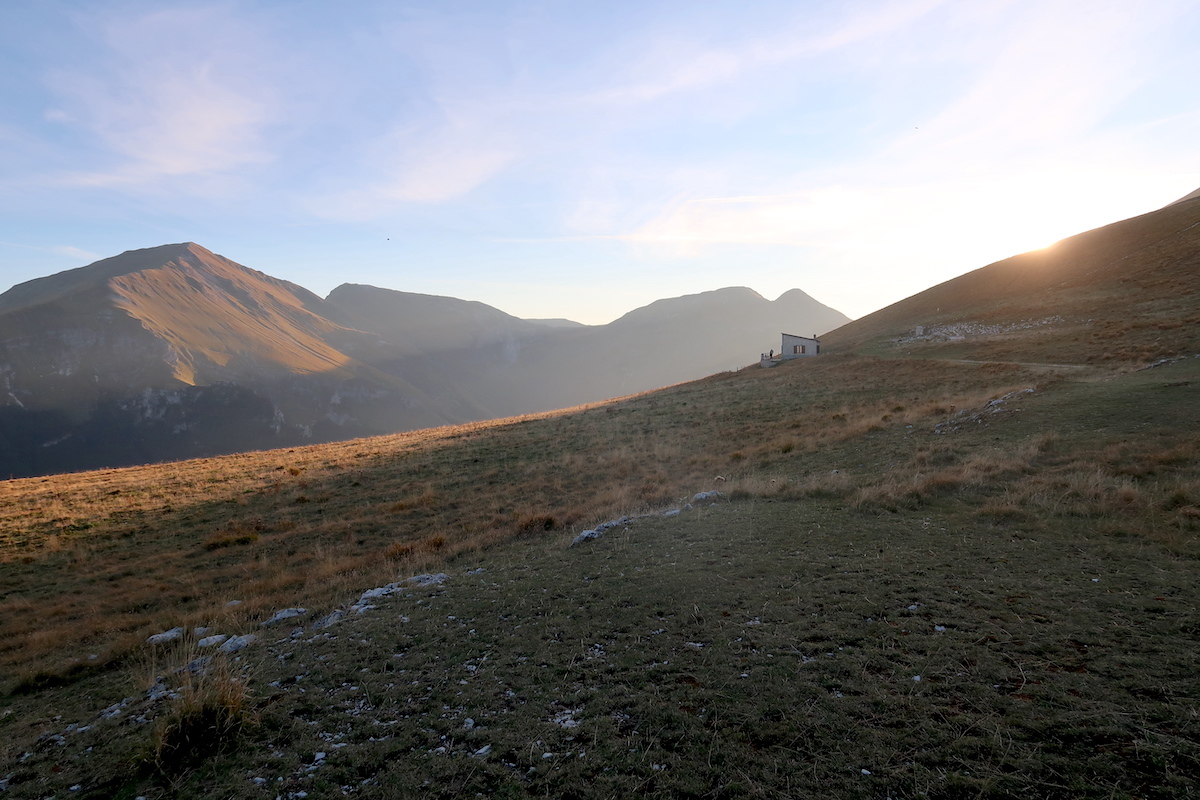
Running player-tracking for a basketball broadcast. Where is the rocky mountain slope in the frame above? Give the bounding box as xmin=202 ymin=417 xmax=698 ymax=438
xmin=0 ymin=245 xmax=462 ymax=477
xmin=0 ymin=245 xmax=847 ymax=477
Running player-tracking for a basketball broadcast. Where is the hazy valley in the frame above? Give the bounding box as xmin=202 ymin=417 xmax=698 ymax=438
xmin=0 ymin=245 xmax=848 ymax=478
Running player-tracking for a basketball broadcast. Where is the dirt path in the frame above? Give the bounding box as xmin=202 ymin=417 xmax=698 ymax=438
xmin=934 ymin=358 xmax=1093 ymax=370
xmin=869 ymin=352 xmax=1097 ymax=371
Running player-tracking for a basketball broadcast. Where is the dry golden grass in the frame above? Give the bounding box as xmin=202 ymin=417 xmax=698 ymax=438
xmin=3 ymin=346 xmax=1196 ymax=702
xmin=135 ymin=638 xmax=258 ymax=772
xmin=832 ymin=425 xmax=1200 ymax=549
xmin=0 ymin=354 xmax=1046 ymax=690
xmin=1 ymin=346 xmax=1197 ymax=798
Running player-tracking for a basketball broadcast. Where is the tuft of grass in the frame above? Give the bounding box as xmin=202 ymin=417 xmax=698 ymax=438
xmin=517 ymin=514 xmax=558 ymax=534
xmin=203 ymin=529 xmax=260 ymax=550
xmin=148 ymin=660 xmax=255 ymax=772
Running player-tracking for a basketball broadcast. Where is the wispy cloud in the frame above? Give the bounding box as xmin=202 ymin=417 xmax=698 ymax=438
xmin=308 ymin=0 xmax=949 ymax=219
xmin=590 ymin=0 xmax=947 ymax=105
xmin=0 ymin=240 xmax=101 ymax=262
xmin=50 ymin=245 xmax=101 ymax=261
xmin=605 ymin=0 xmax=1200 ymax=314
xmin=309 ymin=111 xmax=518 ymax=217
xmin=46 ymin=6 xmax=276 ymax=188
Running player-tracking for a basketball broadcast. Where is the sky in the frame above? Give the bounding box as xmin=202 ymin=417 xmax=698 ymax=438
xmin=1 ymin=0 xmax=1198 ymax=325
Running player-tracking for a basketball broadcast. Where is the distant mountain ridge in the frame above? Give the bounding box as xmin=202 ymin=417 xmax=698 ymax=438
xmin=0 ymin=245 xmax=848 ymax=477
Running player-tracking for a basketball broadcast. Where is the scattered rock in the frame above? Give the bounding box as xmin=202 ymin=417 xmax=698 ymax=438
xmin=99 ymin=699 xmax=133 ymax=720
xmin=146 ymin=677 xmax=175 ymax=702
xmin=348 ymin=573 xmax=451 ymax=615
xmin=570 ymin=516 xmax=632 ymax=547
xmin=571 ymin=530 xmax=600 ymax=547
xmin=692 ymin=490 xmax=723 ymax=502
xmin=934 ymin=388 xmax=1034 ymax=434
xmin=219 ymin=634 xmax=257 ymax=653
xmin=197 ymin=634 xmax=228 ymax=648
xmin=261 ymin=608 xmax=308 ymax=626
xmin=407 ymin=573 xmax=449 ymax=588
xmin=183 ymin=656 xmax=212 ymax=675
xmin=1137 ymin=356 xmax=1186 ymax=371
xmin=314 ymin=609 xmax=346 ymax=628
xmin=893 ymin=317 xmax=1062 ymax=345
xmin=551 ymin=708 xmax=582 ymax=728
xmin=146 ymin=627 xmax=185 ymax=645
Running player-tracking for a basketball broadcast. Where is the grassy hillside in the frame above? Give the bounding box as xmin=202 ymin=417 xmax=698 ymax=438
xmin=1 ymin=194 xmax=1197 ymax=796
xmin=824 ymin=194 xmax=1200 ymax=364
xmin=0 ymin=355 xmax=1027 ymax=689
xmin=1 ymin=345 xmax=1197 ymax=797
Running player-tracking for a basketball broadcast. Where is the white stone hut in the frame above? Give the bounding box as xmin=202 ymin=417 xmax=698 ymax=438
xmin=761 ymin=333 xmax=821 ymax=367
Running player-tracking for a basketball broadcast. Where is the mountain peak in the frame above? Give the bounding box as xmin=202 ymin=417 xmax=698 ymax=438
xmin=0 ymin=242 xmax=218 ymax=312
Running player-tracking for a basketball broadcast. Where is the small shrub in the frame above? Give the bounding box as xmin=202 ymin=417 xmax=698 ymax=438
xmin=385 ymin=541 xmax=416 ymax=559
xmin=1115 ymin=484 xmax=1142 ymax=506
xmin=801 ymin=472 xmax=856 ymax=499
xmin=9 ymin=660 xmax=99 ymax=695
xmin=203 ymin=530 xmax=259 ymax=550
xmin=977 ymin=502 xmax=1026 ymax=522
xmin=421 ymin=534 xmax=447 ymax=552
xmin=391 ymin=489 xmax=438 ymax=512
xmin=517 ymin=514 xmax=557 ymax=534
xmin=150 ymin=663 xmax=255 ymax=771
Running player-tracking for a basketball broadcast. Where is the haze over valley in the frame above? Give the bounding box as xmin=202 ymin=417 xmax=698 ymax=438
xmin=0 ymin=244 xmax=848 ymax=477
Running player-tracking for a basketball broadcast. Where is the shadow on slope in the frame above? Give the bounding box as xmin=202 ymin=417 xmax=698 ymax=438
xmin=2 ymin=356 xmax=1198 ymax=799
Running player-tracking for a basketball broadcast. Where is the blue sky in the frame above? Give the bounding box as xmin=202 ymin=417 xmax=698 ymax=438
xmin=1 ymin=0 xmax=1198 ymax=324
